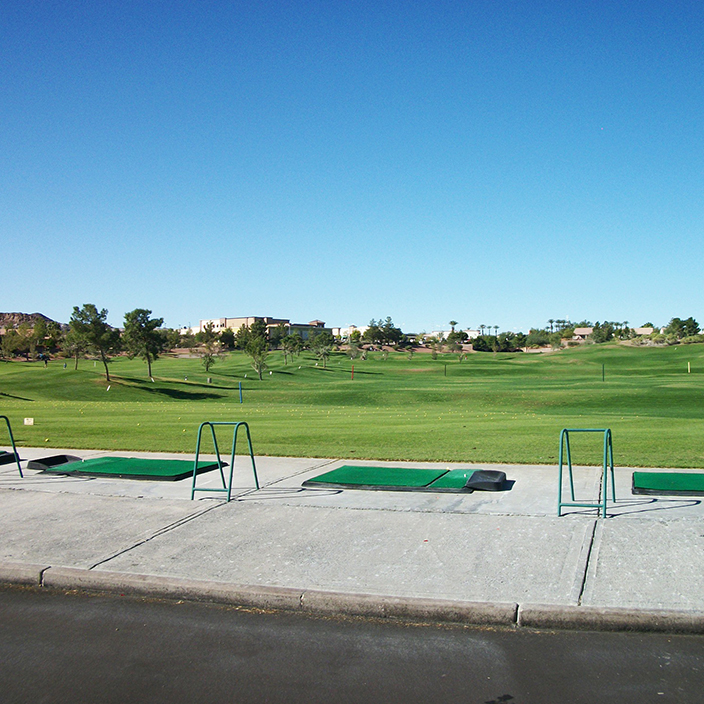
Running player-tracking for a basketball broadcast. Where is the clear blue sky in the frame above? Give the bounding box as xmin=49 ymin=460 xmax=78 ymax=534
xmin=2 ymin=1 xmax=702 ymax=333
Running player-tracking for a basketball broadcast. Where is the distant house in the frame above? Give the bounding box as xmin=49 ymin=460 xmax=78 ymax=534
xmin=634 ymin=327 xmax=654 ymax=336
xmin=573 ymin=327 xmax=594 ymax=340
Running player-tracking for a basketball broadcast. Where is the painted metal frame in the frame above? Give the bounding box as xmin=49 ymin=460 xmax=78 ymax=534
xmin=0 ymin=415 xmax=23 ymax=478
xmin=557 ymin=428 xmax=615 ymax=518
xmin=190 ymin=421 xmax=259 ymax=501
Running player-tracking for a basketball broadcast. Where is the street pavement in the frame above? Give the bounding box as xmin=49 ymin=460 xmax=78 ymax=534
xmin=4 ymin=587 xmax=704 ymax=704
xmin=1 ymin=446 xmax=703 ymax=632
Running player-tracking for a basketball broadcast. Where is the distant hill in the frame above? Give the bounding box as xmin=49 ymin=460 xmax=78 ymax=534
xmin=0 ymin=312 xmax=59 ymax=330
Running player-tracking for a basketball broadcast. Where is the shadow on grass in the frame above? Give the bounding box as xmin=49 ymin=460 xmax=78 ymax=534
xmin=0 ymin=392 xmax=34 ymax=401
xmin=116 ymin=375 xmax=236 ymax=394
xmin=140 ymin=387 xmax=226 ymax=401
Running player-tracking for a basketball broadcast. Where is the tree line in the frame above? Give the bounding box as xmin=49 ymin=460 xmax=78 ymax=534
xmin=0 ymin=304 xmax=340 ymax=382
xmin=2 ymin=307 xmax=701 ymax=381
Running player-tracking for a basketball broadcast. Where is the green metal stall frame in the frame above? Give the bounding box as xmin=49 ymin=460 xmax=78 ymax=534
xmin=557 ymin=428 xmax=616 ymax=518
xmin=1 ymin=415 xmax=23 ymax=478
xmin=190 ymin=421 xmax=259 ymax=502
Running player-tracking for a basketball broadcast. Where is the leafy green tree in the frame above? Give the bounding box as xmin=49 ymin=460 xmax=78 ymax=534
xmin=180 ymin=329 xmax=197 ymax=349
xmin=470 ymin=335 xmax=494 ymax=352
xmin=310 ymin=331 xmax=334 ymax=369
xmin=122 ymin=308 xmax=165 ymax=378
xmin=346 ymin=339 xmax=361 ymax=360
xmin=526 ymin=329 xmax=550 ymax=347
xmin=268 ymin=322 xmax=288 ymax=349
xmin=281 ymin=334 xmax=297 ymax=364
xmin=549 ymin=331 xmax=563 ymax=349
xmin=288 ymin=332 xmax=303 ymax=358
xmin=361 ymin=317 xmax=404 ymax=346
xmin=195 ymin=322 xmax=219 ymax=345
xmin=69 ymin=304 xmax=121 ymax=381
xmin=447 ymin=330 xmax=468 ymax=345
xmin=0 ymin=325 xmax=19 ymax=360
xmin=590 ymin=322 xmax=615 ymax=343
xmin=664 ymin=317 xmax=700 ymax=340
xmin=62 ymin=327 xmax=87 ymax=369
xmin=448 ymin=340 xmax=462 ymax=357
xmin=362 ymin=319 xmax=382 ymax=344
xmin=380 ymin=317 xmax=403 ymax=345
xmin=16 ymin=322 xmax=33 ymax=360
xmin=31 ymin=318 xmax=48 ymax=357
xmin=234 ymin=324 xmax=251 ymax=350
xmin=197 ymin=323 xmax=222 ymax=372
xmin=245 ymin=335 xmax=269 ymax=379
xmin=349 ymin=329 xmax=362 ymax=343
xmin=250 ymin=318 xmax=269 ymax=342
xmin=45 ymin=321 xmax=63 ymax=352
xmin=161 ymin=328 xmax=183 ymax=350
xmin=219 ymin=328 xmax=235 ymax=349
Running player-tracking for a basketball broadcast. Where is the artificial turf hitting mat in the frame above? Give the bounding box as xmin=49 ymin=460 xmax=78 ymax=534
xmin=302 ymin=466 xmax=507 ymax=493
xmin=39 ymin=456 xmax=224 ymax=482
xmin=632 ymin=471 xmax=704 ymax=496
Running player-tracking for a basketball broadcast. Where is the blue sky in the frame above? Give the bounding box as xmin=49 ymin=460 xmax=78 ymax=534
xmin=2 ymin=1 xmax=702 ymax=333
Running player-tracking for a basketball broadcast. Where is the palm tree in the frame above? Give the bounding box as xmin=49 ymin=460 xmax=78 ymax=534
xmin=493 ymin=325 xmax=499 ymax=336
xmin=449 ymin=320 xmax=458 ymax=333
xmin=548 ymin=319 xmax=555 ymax=332
xmin=480 ymin=324 xmax=486 ymax=336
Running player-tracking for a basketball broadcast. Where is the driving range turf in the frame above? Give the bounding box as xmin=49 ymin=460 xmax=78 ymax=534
xmin=2 ymin=343 xmax=704 ymax=468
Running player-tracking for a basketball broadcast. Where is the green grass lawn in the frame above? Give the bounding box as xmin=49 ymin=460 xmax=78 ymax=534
xmin=2 ymin=343 xmax=704 ymax=467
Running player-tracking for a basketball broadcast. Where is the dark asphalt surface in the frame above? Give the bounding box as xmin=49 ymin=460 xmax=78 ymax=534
xmin=1 ymin=586 xmax=703 ymax=704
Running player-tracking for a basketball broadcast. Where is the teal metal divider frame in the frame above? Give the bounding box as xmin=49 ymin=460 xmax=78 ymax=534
xmin=190 ymin=421 xmax=260 ymax=501
xmin=1 ymin=415 xmax=23 ymax=478
xmin=557 ymin=428 xmax=615 ymax=518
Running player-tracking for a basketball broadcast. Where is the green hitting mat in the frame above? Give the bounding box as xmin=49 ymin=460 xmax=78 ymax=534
xmin=632 ymin=471 xmax=704 ymax=496
xmin=39 ymin=456 xmax=224 ymax=482
xmin=302 ymin=465 xmax=507 ymax=493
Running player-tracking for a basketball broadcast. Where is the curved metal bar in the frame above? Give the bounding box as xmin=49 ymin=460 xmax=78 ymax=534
xmin=558 ymin=428 xmax=616 ymax=518
xmin=0 ymin=416 xmax=22 ymax=478
xmin=191 ymin=421 xmax=259 ymax=501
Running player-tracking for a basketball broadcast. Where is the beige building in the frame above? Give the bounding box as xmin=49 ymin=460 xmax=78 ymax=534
xmin=181 ymin=317 xmax=330 ymax=340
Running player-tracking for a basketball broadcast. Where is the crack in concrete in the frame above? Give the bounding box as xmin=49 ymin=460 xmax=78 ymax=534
xmin=575 ymin=519 xmax=598 ymax=606
xmin=87 ymin=502 xmax=226 ymax=570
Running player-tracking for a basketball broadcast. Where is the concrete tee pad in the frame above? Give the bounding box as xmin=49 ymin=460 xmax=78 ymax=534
xmin=581 ymin=517 xmax=704 ymax=611
xmin=0 ymin=490 xmax=202 ymax=569
xmin=100 ymin=501 xmax=595 ymax=605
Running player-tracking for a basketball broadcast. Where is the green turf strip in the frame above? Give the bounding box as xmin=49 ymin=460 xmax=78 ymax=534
xmin=426 ymin=469 xmax=477 ymax=489
xmin=42 ymin=456 xmax=222 ymax=482
xmin=303 ymin=465 xmax=449 ymax=489
xmin=632 ymin=471 xmax=704 ymax=496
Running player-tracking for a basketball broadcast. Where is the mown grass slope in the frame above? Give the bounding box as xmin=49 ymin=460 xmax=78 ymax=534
xmin=2 ymin=343 xmax=704 ymax=467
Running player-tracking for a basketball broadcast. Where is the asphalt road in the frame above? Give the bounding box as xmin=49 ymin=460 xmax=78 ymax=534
xmin=1 ymin=587 xmax=703 ymax=704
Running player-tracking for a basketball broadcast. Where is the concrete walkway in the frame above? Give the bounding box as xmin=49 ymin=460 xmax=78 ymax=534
xmin=2 ymin=446 xmax=703 ymax=633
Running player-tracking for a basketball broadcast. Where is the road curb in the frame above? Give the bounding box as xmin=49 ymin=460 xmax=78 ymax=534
xmin=519 ymin=602 xmax=704 ymax=634
xmin=0 ymin=561 xmax=49 ymax=586
xmin=2 ymin=562 xmax=704 ymax=633
xmin=300 ymin=589 xmax=517 ymax=625
xmin=41 ymin=567 xmax=304 ymax=611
